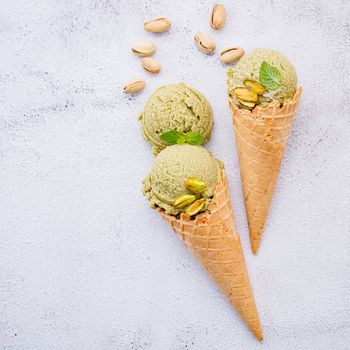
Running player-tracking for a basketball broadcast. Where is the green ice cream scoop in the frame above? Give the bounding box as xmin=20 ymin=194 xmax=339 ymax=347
xmin=227 ymin=48 xmax=297 ymax=106
xmin=139 ymin=83 xmax=213 ymax=155
xmin=143 ymin=144 xmax=222 ymax=215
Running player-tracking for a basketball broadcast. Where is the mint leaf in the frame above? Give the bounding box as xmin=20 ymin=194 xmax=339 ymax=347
xmin=185 ymin=131 xmax=205 ymax=145
xmin=160 ymin=130 xmax=205 ymax=146
xmin=177 ymin=136 xmax=186 ymax=144
xmin=259 ymin=61 xmax=282 ymax=90
xmin=160 ymin=130 xmax=186 ymax=145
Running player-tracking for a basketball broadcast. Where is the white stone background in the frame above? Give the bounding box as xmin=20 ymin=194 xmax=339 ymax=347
xmin=1 ymin=0 xmax=350 ymax=349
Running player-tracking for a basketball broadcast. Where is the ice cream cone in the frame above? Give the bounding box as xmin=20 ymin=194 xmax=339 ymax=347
xmin=229 ymin=88 xmax=302 ymax=253
xmin=158 ymin=169 xmax=263 ymax=341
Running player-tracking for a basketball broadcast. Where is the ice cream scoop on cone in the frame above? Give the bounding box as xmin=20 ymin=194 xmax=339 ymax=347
xmin=143 ymin=144 xmax=263 ymax=340
xmin=227 ymin=49 xmax=302 ymax=253
xmin=159 ymin=170 xmax=263 ymax=340
xmin=229 ymin=89 xmax=302 ymax=253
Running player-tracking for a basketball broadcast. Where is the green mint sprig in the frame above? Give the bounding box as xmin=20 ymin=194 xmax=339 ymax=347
xmin=259 ymin=61 xmax=282 ymax=91
xmin=160 ymin=130 xmax=205 ymax=146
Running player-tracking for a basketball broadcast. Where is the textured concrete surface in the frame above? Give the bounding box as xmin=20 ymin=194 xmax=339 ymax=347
xmin=1 ymin=0 xmax=350 ymax=349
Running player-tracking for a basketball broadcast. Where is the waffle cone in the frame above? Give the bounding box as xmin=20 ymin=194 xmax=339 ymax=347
xmin=229 ymin=88 xmax=302 ymax=253
xmin=158 ymin=170 xmax=263 ymax=340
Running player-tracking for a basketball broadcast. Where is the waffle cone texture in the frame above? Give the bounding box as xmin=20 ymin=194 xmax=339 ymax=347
xmin=229 ymin=88 xmax=302 ymax=253
xmin=158 ymin=170 xmax=263 ymax=340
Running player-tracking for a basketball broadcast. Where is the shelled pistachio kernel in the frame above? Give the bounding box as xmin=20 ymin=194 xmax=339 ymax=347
xmin=186 ymin=198 xmax=206 ymax=216
xmin=233 ymin=87 xmax=258 ymax=103
xmin=184 ymin=178 xmax=206 ymax=194
xmin=173 ymin=194 xmax=196 ymax=209
xmin=243 ymin=80 xmax=266 ymax=95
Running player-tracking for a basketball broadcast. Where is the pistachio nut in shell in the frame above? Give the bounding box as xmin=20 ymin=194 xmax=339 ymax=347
xmin=194 ymin=32 xmax=216 ymax=54
xmin=186 ymin=198 xmax=206 ymax=216
xmin=184 ymin=178 xmax=206 ymax=194
xmin=220 ymin=47 xmax=245 ymax=64
xmin=244 ymin=80 xmax=266 ymax=95
xmin=123 ymin=79 xmax=145 ymax=93
xmin=173 ymin=194 xmax=196 ymax=209
xmin=210 ymin=4 xmax=226 ymax=30
xmin=141 ymin=57 xmax=161 ymax=74
xmin=144 ymin=18 xmax=171 ymax=33
xmin=233 ymin=87 xmax=258 ymax=103
xmin=132 ymin=41 xmax=156 ymax=56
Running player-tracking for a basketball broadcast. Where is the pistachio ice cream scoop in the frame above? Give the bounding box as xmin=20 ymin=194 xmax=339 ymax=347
xmin=139 ymin=83 xmax=213 ymax=155
xmin=143 ymin=144 xmax=222 ymax=215
xmin=227 ymin=48 xmax=297 ymax=107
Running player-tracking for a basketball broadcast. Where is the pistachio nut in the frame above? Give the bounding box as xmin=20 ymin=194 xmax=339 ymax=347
xmin=141 ymin=57 xmax=161 ymax=73
xmin=123 ymin=79 xmax=145 ymax=93
xmin=210 ymin=4 xmax=226 ymax=30
xmin=233 ymin=87 xmax=258 ymax=103
xmin=173 ymin=194 xmax=196 ymax=209
xmin=185 ymin=198 xmax=206 ymax=216
xmin=144 ymin=18 xmax=171 ymax=33
xmin=244 ymin=80 xmax=266 ymax=95
xmin=194 ymin=32 xmax=216 ymax=54
xmin=184 ymin=178 xmax=206 ymax=194
xmin=238 ymin=100 xmax=256 ymax=110
xmin=132 ymin=41 xmax=156 ymax=57
xmin=220 ymin=47 xmax=245 ymax=64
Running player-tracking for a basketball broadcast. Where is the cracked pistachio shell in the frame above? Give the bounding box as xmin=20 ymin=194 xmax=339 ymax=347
xmin=144 ymin=18 xmax=171 ymax=33
xmin=123 ymin=79 xmax=145 ymax=93
xmin=210 ymin=4 xmax=226 ymax=30
xmin=132 ymin=41 xmax=156 ymax=57
xmin=239 ymin=100 xmax=256 ymax=110
xmin=194 ymin=32 xmax=216 ymax=54
xmin=141 ymin=57 xmax=161 ymax=74
xmin=220 ymin=47 xmax=245 ymax=63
